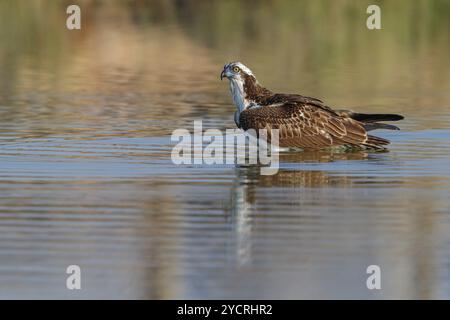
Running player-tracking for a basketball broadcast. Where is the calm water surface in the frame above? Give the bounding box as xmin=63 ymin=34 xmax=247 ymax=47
xmin=0 ymin=1 xmax=450 ymax=299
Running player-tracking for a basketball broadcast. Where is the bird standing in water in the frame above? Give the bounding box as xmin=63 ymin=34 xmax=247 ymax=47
xmin=220 ymin=62 xmax=403 ymax=150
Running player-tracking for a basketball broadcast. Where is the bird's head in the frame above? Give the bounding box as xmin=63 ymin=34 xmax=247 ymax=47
xmin=220 ymin=62 xmax=270 ymax=114
xmin=220 ymin=62 xmax=255 ymax=83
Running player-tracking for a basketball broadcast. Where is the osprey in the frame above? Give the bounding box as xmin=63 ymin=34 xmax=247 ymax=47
xmin=220 ymin=62 xmax=404 ymax=150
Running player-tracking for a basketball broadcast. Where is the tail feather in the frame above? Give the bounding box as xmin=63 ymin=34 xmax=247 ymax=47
xmin=346 ymin=112 xmax=404 ymax=123
xmin=363 ymin=123 xmax=400 ymax=131
xmin=332 ymin=110 xmax=403 ymax=149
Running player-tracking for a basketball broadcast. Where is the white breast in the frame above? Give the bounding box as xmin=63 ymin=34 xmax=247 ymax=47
xmin=229 ymin=79 xmax=246 ymax=113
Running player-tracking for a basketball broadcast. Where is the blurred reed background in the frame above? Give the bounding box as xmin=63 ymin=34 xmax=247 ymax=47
xmin=0 ymin=0 xmax=449 ymax=299
xmin=1 ymin=0 xmax=450 ymax=136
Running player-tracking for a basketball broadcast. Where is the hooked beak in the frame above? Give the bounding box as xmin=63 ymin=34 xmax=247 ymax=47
xmin=220 ymin=69 xmax=226 ymax=80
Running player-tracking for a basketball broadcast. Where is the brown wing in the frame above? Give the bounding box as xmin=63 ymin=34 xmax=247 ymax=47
xmin=239 ymin=102 xmax=374 ymax=149
xmin=258 ymin=93 xmax=339 ymax=116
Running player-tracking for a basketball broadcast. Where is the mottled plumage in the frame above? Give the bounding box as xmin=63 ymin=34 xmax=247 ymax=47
xmin=221 ymin=62 xmax=404 ymax=150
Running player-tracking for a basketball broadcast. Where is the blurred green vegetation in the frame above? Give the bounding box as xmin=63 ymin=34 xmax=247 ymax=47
xmin=2 ymin=0 xmax=449 ymax=60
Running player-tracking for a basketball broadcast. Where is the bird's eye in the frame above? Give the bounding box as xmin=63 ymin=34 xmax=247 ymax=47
xmin=232 ymin=66 xmax=240 ymax=73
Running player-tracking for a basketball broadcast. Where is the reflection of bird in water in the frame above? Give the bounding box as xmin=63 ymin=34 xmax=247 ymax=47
xmin=236 ymin=150 xmax=369 ymax=201
xmin=277 ymin=148 xmax=371 ymax=163
xmin=228 ymin=150 xmax=369 ymax=266
xmin=221 ymin=62 xmax=404 ymax=150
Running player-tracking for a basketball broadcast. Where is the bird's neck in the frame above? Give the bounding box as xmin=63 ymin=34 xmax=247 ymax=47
xmin=229 ymin=79 xmax=249 ymax=114
xmin=229 ymin=75 xmax=271 ymax=113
